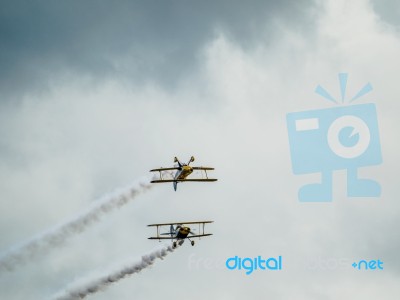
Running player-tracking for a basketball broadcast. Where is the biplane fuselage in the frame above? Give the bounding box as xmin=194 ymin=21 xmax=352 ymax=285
xmin=175 ymin=226 xmax=191 ymax=240
xmin=150 ymin=156 xmax=217 ymax=191
xmin=174 ymin=165 xmax=193 ymax=181
xmin=148 ymin=221 xmax=213 ymax=248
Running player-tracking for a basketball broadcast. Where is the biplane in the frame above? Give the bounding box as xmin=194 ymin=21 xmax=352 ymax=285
xmin=150 ymin=156 xmax=217 ymax=191
xmin=147 ymin=221 xmax=213 ymax=248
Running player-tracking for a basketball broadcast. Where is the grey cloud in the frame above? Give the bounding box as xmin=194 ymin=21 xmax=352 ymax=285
xmin=0 ymin=0 xmax=315 ymax=100
xmin=371 ymin=0 xmax=400 ymax=27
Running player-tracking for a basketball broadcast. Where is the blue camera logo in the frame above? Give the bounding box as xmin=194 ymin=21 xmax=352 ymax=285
xmin=286 ymin=73 xmax=382 ymax=202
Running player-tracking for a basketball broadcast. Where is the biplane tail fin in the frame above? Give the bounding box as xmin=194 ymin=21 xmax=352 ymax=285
xmin=174 ymin=157 xmax=182 ymax=167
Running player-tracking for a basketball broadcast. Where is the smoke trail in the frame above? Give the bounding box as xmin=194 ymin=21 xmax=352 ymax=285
xmin=0 ymin=176 xmax=154 ymax=272
xmin=52 ymin=244 xmax=178 ymax=300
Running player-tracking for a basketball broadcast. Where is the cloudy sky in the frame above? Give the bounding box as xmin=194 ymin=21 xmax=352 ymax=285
xmin=1 ymin=0 xmax=399 ymax=299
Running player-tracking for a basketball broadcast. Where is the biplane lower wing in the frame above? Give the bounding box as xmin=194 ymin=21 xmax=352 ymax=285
xmin=151 ymin=179 xmax=217 ymax=183
xmin=188 ymin=233 xmax=213 ymax=238
xmin=150 ymin=180 xmax=176 ymax=183
xmin=181 ymin=179 xmax=217 ymax=182
xmin=147 ymin=233 xmax=212 ymax=240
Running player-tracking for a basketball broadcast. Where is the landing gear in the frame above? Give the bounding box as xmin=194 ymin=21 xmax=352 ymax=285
xmin=191 ymin=240 xmax=195 ymax=246
xmin=173 ymin=241 xmax=177 ymax=248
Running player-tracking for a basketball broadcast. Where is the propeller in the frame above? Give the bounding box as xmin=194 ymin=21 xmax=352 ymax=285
xmin=160 ymin=225 xmax=175 ymax=237
xmin=187 ymin=156 xmax=195 ymax=165
xmin=189 ymin=228 xmax=197 ymax=236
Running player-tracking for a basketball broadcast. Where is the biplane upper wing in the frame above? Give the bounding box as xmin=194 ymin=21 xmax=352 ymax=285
xmin=192 ymin=167 xmax=215 ymax=170
xmin=147 ymin=221 xmax=213 ymax=227
xmin=150 ymin=167 xmax=179 ymax=172
xmin=176 ymin=221 xmax=214 ymax=225
xmin=147 ymin=222 xmax=175 ymax=227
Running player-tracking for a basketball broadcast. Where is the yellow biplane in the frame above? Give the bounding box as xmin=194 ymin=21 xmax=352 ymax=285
xmin=148 ymin=221 xmax=213 ymax=248
xmin=150 ymin=156 xmax=217 ymax=191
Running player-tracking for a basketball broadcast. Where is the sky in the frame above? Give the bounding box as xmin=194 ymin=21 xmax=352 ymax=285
xmin=0 ymin=0 xmax=399 ymax=299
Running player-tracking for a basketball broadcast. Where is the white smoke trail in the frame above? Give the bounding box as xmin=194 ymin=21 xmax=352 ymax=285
xmin=52 ymin=244 xmax=178 ymax=300
xmin=0 ymin=176 xmax=154 ymax=272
